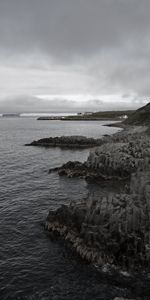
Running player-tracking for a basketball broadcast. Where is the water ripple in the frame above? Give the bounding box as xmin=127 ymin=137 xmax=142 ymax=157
xmin=0 ymin=118 xmax=142 ymax=299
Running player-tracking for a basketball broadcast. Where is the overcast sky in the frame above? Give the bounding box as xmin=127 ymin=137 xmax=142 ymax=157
xmin=0 ymin=0 xmax=149 ymax=113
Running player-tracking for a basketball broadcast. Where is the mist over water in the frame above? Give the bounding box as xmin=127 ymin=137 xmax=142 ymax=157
xmin=0 ymin=118 xmax=141 ymax=299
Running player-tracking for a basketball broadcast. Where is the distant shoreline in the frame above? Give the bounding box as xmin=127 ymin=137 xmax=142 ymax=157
xmin=0 ymin=110 xmax=135 ymax=121
xmin=37 ymin=110 xmax=134 ymax=121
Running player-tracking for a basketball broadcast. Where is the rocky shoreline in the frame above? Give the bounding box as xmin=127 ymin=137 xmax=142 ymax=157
xmin=45 ymin=125 xmax=150 ymax=273
xmin=49 ymin=126 xmax=150 ymax=181
xmin=25 ymin=135 xmax=105 ymax=149
xmin=46 ymin=164 xmax=150 ymax=270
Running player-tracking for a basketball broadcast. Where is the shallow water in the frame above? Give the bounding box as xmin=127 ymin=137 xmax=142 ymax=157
xmin=0 ymin=118 xmax=148 ymax=299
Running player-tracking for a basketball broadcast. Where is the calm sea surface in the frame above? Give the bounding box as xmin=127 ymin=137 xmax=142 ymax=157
xmin=0 ymin=118 xmax=148 ymax=299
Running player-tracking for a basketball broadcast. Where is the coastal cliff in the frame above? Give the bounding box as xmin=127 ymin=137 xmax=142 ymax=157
xmin=42 ymin=103 xmax=150 ymax=272
xmin=46 ymin=163 xmax=150 ymax=271
xmin=52 ymin=127 xmax=150 ymax=181
xmin=45 ymin=122 xmax=150 ymax=271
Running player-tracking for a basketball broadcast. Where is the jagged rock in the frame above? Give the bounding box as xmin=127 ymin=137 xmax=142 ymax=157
xmin=45 ymin=166 xmax=150 ymax=271
xmin=53 ymin=161 xmax=89 ymax=177
xmin=86 ymin=136 xmax=150 ymax=179
xmin=54 ymin=131 xmax=150 ymax=181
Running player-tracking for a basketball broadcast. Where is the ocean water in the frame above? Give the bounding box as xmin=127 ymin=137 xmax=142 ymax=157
xmin=0 ymin=118 xmax=148 ymax=300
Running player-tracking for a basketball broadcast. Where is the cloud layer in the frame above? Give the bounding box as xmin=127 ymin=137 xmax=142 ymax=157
xmin=0 ymin=0 xmax=150 ymax=112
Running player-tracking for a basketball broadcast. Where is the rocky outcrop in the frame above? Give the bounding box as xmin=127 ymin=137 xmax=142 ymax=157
xmin=86 ymin=135 xmax=150 ymax=179
xmin=50 ymin=160 xmax=122 ymax=181
xmin=25 ymin=135 xmax=104 ymax=149
xmin=45 ymin=165 xmax=150 ymax=271
xmin=45 ymin=122 xmax=150 ymax=272
xmin=49 ymin=160 xmax=101 ymax=180
xmin=49 ymin=161 xmax=89 ymax=177
xmin=53 ymin=133 xmax=150 ymax=181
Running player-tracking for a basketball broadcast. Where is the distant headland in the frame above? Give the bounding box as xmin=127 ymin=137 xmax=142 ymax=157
xmin=37 ymin=110 xmax=134 ymax=121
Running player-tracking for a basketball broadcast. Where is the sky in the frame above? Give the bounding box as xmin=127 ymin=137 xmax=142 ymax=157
xmin=0 ymin=0 xmax=150 ymax=113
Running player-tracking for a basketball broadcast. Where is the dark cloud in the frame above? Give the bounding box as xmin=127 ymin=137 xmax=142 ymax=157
xmin=0 ymin=0 xmax=149 ymax=59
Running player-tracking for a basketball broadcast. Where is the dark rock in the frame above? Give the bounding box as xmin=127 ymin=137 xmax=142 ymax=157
xmin=25 ymin=135 xmax=104 ymax=149
xmin=57 ymin=161 xmax=88 ymax=178
xmin=54 ymin=130 xmax=150 ymax=181
xmin=45 ymin=165 xmax=150 ymax=271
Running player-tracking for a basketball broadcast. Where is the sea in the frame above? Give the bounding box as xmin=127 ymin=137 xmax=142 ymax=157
xmin=0 ymin=117 xmax=149 ymax=300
